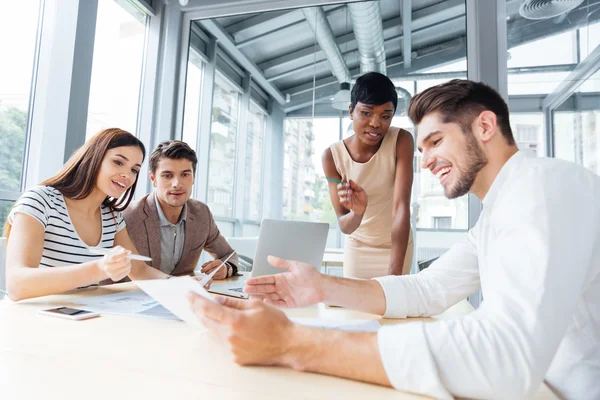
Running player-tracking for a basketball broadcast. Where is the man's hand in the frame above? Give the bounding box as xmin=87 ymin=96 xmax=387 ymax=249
xmin=338 ymin=176 xmax=367 ymax=215
xmin=201 ymin=260 xmax=227 ymax=280
xmin=188 ymin=293 xmax=295 ymax=366
xmin=192 ymin=275 xmax=212 ymax=290
xmin=243 ymin=256 xmax=324 ymax=308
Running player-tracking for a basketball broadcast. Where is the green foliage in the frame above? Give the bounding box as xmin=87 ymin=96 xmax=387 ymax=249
xmin=0 ymin=106 xmax=27 ymax=227
xmin=0 ymin=107 xmax=27 ymax=192
xmin=0 ymin=201 xmax=14 ymax=228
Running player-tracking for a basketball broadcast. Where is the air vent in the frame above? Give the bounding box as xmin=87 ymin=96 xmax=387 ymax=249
xmin=519 ymin=0 xmax=584 ymax=20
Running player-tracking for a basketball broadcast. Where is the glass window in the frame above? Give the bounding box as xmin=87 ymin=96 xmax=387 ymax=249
xmin=508 ymin=72 xmax=570 ymax=95
xmin=554 ymin=110 xmax=600 ymax=175
xmin=433 ymin=216 xmax=452 ymax=230
xmin=182 ymin=57 xmax=204 ymax=152
xmin=424 ymin=59 xmax=467 ymax=74
xmin=507 ymin=31 xmax=576 ymax=68
xmin=282 ymin=118 xmax=339 ymax=227
xmin=0 ymin=200 xmax=15 ymax=228
xmin=0 ymin=1 xmax=41 ymax=194
xmin=244 ymin=101 xmax=266 ymax=221
xmin=207 ymin=73 xmax=240 ymax=218
xmin=86 ymin=1 xmax=148 ymax=138
xmin=510 ymin=113 xmax=545 ymax=157
xmin=579 ymin=21 xmax=600 ymax=59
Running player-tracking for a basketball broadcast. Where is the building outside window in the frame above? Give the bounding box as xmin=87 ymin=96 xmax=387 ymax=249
xmin=244 ymin=101 xmax=266 ymax=221
xmin=207 ymin=73 xmax=240 ymax=218
xmin=433 ymin=216 xmax=452 ymax=230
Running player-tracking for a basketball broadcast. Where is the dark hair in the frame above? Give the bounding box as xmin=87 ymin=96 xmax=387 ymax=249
xmin=149 ymin=140 xmax=198 ymax=174
xmin=350 ymin=72 xmax=398 ymax=113
xmin=42 ymin=128 xmax=145 ymax=211
xmin=3 ymin=128 xmax=145 ymax=238
xmin=408 ymin=79 xmax=516 ymax=145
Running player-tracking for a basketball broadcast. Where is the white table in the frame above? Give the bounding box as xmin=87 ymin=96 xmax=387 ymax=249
xmin=322 ymin=251 xmax=344 ymax=274
xmin=0 ymin=278 xmax=558 ymax=400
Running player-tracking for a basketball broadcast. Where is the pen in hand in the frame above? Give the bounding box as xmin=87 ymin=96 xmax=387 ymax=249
xmin=326 ymin=176 xmax=343 ymax=184
xmin=199 ymin=251 xmax=236 ymax=286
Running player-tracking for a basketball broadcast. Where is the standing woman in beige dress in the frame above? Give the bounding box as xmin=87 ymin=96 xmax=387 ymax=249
xmin=322 ymin=72 xmax=414 ymax=279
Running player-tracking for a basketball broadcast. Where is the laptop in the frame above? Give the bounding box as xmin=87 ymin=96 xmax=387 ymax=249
xmin=208 ymin=219 xmax=329 ymax=299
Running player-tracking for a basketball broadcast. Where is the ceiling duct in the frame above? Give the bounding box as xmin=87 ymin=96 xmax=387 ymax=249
xmin=302 ymin=7 xmax=352 ymax=111
xmin=348 ymin=2 xmax=387 ymax=75
xmin=519 ymin=0 xmax=583 ymax=20
xmin=302 ymin=7 xmax=351 ymax=83
xmin=396 ymin=87 xmax=411 ymax=115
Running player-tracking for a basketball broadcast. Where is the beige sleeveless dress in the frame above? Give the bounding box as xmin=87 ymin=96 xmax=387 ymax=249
xmin=330 ymin=128 xmax=414 ymax=279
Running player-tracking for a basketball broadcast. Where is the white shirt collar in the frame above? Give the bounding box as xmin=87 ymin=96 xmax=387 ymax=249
xmin=481 ymin=150 xmax=525 ymax=209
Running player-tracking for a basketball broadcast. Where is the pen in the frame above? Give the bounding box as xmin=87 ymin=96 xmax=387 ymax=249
xmin=200 ymin=250 xmax=237 ymax=285
xmin=326 ymin=176 xmax=344 ymax=184
xmin=88 ymin=247 xmax=153 ymax=262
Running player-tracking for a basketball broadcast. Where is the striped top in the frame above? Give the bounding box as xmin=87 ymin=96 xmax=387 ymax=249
xmin=8 ymin=186 xmax=126 ymax=268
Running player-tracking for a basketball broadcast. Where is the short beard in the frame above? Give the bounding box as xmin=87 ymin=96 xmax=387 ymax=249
xmin=445 ymin=132 xmax=488 ymax=199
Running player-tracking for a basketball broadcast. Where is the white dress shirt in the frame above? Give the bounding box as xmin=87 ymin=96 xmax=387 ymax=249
xmin=375 ymin=152 xmax=600 ymax=399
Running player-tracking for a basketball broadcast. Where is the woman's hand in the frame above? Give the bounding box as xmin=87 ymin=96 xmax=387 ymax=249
xmin=337 ymin=175 xmax=368 ymax=215
xmin=96 ymin=246 xmax=132 ymax=281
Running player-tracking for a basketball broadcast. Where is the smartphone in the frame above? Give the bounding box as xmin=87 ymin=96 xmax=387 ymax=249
xmin=38 ymin=307 xmax=100 ymax=321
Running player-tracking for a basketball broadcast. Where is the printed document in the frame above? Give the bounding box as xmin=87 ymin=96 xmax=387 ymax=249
xmin=74 ymin=290 xmax=179 ymax=321
xmin=134 ymin=276 xmax=216 ymax=327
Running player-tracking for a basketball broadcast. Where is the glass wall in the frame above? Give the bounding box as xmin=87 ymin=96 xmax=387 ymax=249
xmin=86 ymin=0 xmax=148 ymax=138
xmin=244 ymin=101 xmax=266 ymax=222
xmin=511 ymin=113 xmax=544 ymax=157
xmin=0 ymin=0 xmax=42 ymax=225
xmin=182 ymin=57 xmax=204 ymax=153
xmin=506 ymin=1 xmax=600 ymax=158
xmin=207 ymin=73 xmax=240 ymax=218
xmin=283 ymin=117 xmax=339 ymax=247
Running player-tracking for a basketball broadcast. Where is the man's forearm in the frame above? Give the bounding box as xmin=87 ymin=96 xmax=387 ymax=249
xmin=320 ymin=275 xmax=386 ymax=315
xmin=283 ymin=325 xmax=391 ymax=388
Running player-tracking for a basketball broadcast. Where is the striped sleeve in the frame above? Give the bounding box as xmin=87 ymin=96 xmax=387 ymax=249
xmin=116 ymin=211 xmax=126 ymax=232
xmin=8 ymin=187 xmax=51 ymax=228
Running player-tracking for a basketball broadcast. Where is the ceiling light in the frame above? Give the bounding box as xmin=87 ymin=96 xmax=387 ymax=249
xmin=332 ymin=82 xmax=351 ymax=111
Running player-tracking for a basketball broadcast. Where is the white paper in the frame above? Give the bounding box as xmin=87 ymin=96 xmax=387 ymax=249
xmin=75 ymin=290 xmax=162 ymax=314
xmin=134 ymin=276 xmax=217 ymax=327
xmin=290 ymin=318 xmax=381 ymax=332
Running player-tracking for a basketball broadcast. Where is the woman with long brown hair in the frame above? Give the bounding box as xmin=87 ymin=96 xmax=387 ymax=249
xmin=4 ymin=128 xmax=170 ymax=301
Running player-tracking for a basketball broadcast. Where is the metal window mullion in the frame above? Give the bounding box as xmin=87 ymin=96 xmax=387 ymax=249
xmin=234 ymin=73 xmax=251 ymax=235
xmin=465 ymin=0 xmax=508 ymax=308
xmin=135 ymin=0 xmax=163 ymax=199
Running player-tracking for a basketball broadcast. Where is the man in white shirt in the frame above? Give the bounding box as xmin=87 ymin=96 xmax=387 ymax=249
xmin=188 ymin=80 xmax=600 ymax=399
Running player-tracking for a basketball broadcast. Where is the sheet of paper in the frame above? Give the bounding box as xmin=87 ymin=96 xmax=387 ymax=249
xmin=74 ymin=290 xmax=162 ymax=315
xmin=197 ymin=264 xmax=223 ymax=286
xmin=134 ymin=276 xmax=216 ymax=327
xmin=290 ymin=318 xmax=381 ymax=332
